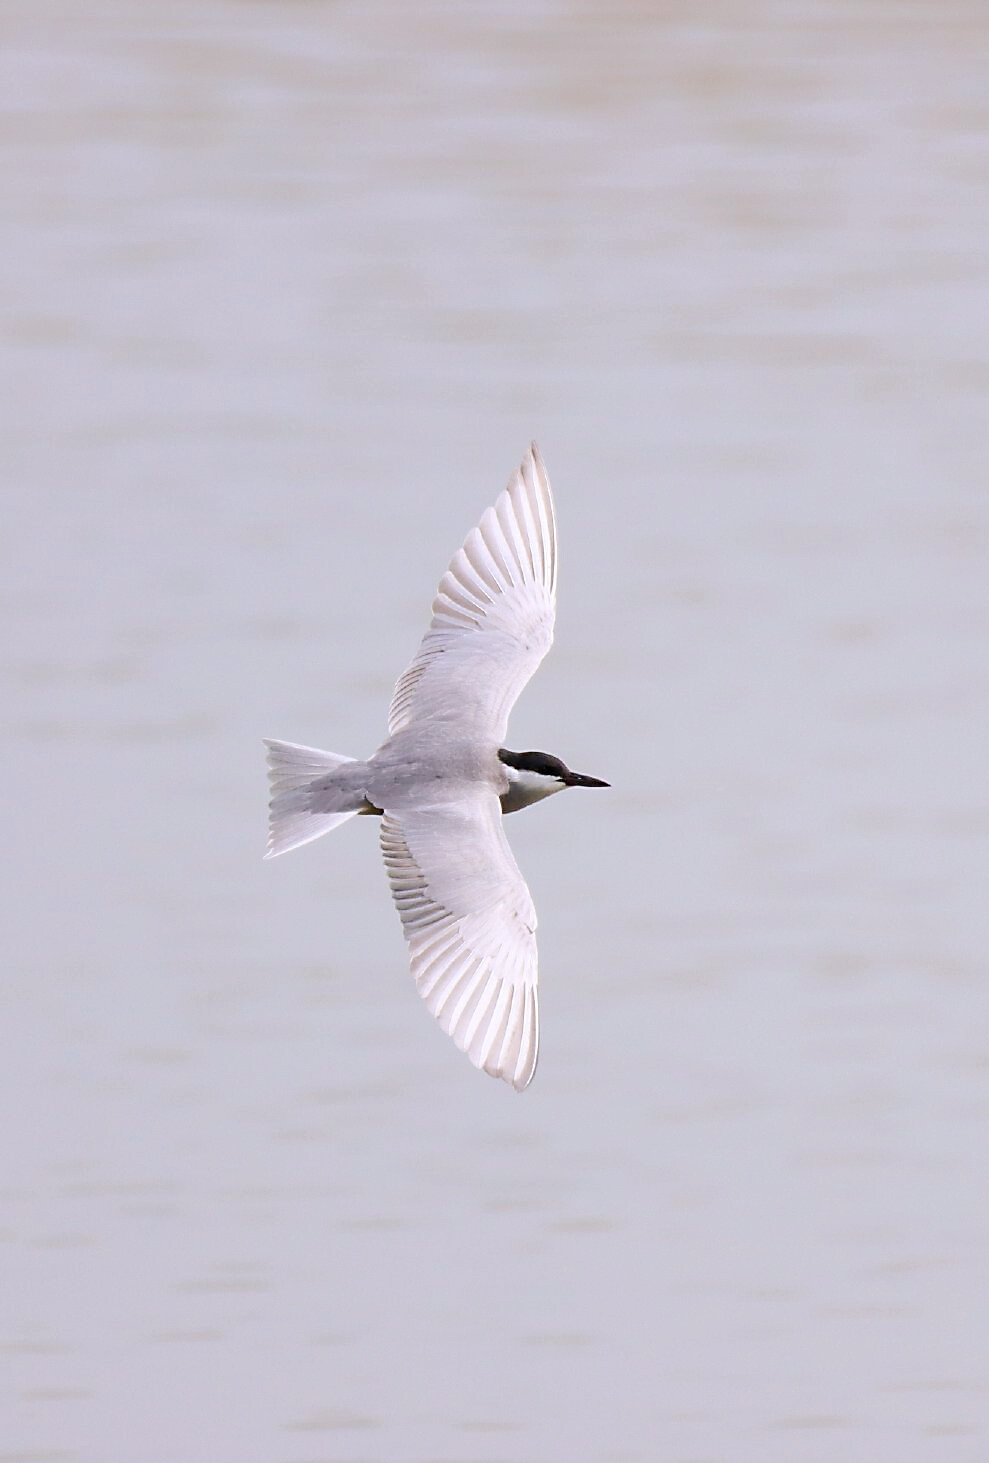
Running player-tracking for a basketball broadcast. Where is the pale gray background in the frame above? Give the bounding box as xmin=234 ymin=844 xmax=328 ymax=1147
xmin=3 ymin=3 xmax=988 ymax=1461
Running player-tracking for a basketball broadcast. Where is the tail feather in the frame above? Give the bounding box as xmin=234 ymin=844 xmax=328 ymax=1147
xmin=263 ymin=739 xmax=362 ymax=859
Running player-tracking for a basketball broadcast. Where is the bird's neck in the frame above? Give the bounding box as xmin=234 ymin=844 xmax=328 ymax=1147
xmin=499 ymin=766 xmax=564 ymax=815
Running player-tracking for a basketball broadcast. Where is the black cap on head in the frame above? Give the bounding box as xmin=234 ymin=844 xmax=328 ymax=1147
xmin=498 ymin=749 xmax=609 ymax=787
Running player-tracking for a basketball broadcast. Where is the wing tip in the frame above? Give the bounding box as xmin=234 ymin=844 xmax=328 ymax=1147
xmin=480 ymin=981 xmax=539 ymax=1092
xmin=513 ymin=440 xmax=557 ymax=599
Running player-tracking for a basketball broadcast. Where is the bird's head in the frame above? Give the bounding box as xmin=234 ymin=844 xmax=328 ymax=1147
xmin=497 ymin=748 xmax=610 ymax=814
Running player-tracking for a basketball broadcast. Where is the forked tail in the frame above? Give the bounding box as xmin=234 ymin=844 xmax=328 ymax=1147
xmin=263 ymin=739 xmax=365 ymax=859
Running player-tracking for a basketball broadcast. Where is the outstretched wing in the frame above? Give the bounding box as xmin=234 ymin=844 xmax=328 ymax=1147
xmin=387 ymin=442 xmax=557 ymax=742
xmin=380 ymin=797 xmax=539 ymax=1090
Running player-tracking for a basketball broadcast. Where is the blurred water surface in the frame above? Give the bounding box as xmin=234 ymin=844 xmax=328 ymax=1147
xmin=2 ymin=2 xmax=988 ymax=1460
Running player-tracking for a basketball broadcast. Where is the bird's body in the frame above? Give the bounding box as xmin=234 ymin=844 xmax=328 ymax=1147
xmin=365 ymin=731 xmax=509 ymax=815
xmin=264 ymin=444 xmax=608 ymax=1090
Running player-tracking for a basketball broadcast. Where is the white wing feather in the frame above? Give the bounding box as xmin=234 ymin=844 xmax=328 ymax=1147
xmin=380 ymin=799 xmax=539 ymax=1090
xmin=387 ymin=442 xmax=557 ymax=741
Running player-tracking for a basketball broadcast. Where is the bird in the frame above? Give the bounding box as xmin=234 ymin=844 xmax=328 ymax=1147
xmin=263 ymin=443 xmax=609 ymax=1090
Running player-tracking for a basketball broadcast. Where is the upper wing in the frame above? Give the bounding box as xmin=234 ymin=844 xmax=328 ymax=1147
xmin=387 ymin=442 xmax=557 ymax=742
xmin=380 ymin=796 xmax=539 ymax=1090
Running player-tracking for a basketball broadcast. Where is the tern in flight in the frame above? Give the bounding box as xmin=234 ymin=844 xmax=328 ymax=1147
xmin=263 ymin=443 xmax=609 ymax=1089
